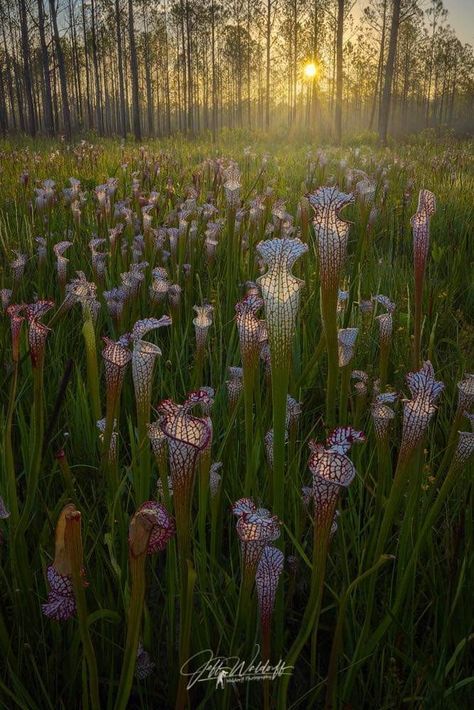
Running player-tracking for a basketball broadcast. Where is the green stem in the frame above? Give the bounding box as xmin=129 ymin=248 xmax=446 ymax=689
xmin=176 ymin=561 xmax=197 ymax=710
xmin=278 ymin=505 xmax=336 ymax=709
xmin=4 ymin=362 xmax=20 ymax=523
xmin=413 ymin=276 xmax=423 ymax=368
xmin=115 ymin=553 xmax=147 ymax=710
xmin=324 ymin=555 xmax=393 ymax=710
xmin=364 ymin=456 xmax=466 ymax=657
xmin=135 ymin=402 xmax=151 ymax=505
xmin=271 ymin=361 xmax=289 ymax=521
xmin=321 ymin=287 xmax=339 ymax=430
xmin=378 ymin=339 xmax=390 ymax=390
xmin=338 ymin=365 xmax=351 ymax=425
xmin=243 ymin=366 xmax=256 ymax=495
xmin=197 ymin=450 xmax=211 ymax=590
xmin=17 ymin=365 xmax=45 ymax=535
xmin=67 ymin=519 xmax=100 ymax=709
xmin=343 ymin=448 xmax=416 ymax=697
xmin=83 ymin=316 xmax=101 ymax=423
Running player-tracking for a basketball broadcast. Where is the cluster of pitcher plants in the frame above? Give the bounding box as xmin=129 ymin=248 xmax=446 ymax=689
xmin=0 ymin=140 xmax=472 ymax=709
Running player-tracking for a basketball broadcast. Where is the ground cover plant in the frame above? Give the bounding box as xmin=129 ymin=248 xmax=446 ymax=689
xmin=0 ymin=134 xmax=473 ymax=709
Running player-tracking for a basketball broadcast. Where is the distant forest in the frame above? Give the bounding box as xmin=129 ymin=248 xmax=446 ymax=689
xmin=1 ymin=0 xmax=473 ymax=142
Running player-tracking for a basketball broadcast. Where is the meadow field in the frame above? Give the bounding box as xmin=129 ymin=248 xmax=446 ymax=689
xmin=0 ymin=133 xmax=473 ymax=709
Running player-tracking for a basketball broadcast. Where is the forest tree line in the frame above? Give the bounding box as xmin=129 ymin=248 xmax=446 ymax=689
xmin=0 ymin=0 xmax=473 ymax=143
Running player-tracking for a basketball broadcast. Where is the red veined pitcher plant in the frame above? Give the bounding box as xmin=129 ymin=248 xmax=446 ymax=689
xmin=255 ymin=237 xmax=308 ymax=521
xmin=131 ymin=316 xmax=171 ymax=504
xmin=4 ymin=304 xmax=25 ymax=525
xmin=19 ymin=301 xmax=55 ymax=528
xmin=235 ymin=292 xmax=265 ymax=493
xmin=255 ymin=545 xmax=285 ymax=710
xmin=308 ymin=187 xmax=354 ymax=428
xmin=157 ymin=389 xmax=212 ymax=709
xmin=371 ymin=361 xmax=443 ymax=563
xmin=53 ymin=241 xmax=72 ymax=294
xmin=373 ymin=294 xmax=396 ymax=389
xmin=337 ymin=327 xmax=358 ymax=423
xmin=101 ymin=334 xmax=132 ymax=497
xmin=411 ymin=189 xmax=436 ymax=367
xmin=65 ymin=271 xmax=102 ymax=421
xmin=278 ymin=426 xmax=365 ymax=708
xmin=115 ymin=501 xmax=175 ymax=710
xmin=192 ymin=303 xmax=213 ymax=384
xmin=232 ymin=498 xmax=281 ymax=655
xmin=371 ymin=387 xmax=398 ymax=506
xmin=42 ymin=504 xmax=100 ymax=709
xmin=439 ymin=372 xmax=474 ymax=473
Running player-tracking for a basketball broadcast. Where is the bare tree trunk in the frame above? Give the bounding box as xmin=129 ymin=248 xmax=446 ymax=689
xmin=19 ymin=0 xmax=36 ymax=135
xmin=128 ymin=0 xmax=141 ymax=140
xmin=265 ymin=0 xmax=271 ymax=130
xmin=1 ymin=17 xmax=17 ymax=130
xmin=185 ymin=0 xmax=193 ymax=132
xmin=211 ymin=0 xmax=217 ymax=140
xmin=247 ymin=0 xmax=251 ymax=128
xmin=369 ymin=0 xmax=387 ymax=131
xmin=335 ymin=0 xmax=344 ymax=143
xmin=164 ymin=0 xmax=171 ymax=135
xmin=311 ymin=0 xmax=320 ymax=126
xmin=293 ymin=0 xmax=298 ymax=123
xmin=143 ymin=6 xmax=154 ymax=136
xmin=115 ymin=0 xmax=127 ymax=138
xmin=90 ymin=0 xmax=103 ymax=133
xmin=378 ymin=0 xmax=401 ymax=143
xmin=49 ymin=0 xmax=72 ymax=140
xmin=69 ymin=0 xmax=83 ymax=126
xmin=37 ymin=0 xmax=54 ymax=135
xmin=82 ymin=0 xmax=93 ymax=129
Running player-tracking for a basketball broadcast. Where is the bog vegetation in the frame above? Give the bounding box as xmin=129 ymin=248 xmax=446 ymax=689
xmin=0 ymin=133 xmax=473 ymax=709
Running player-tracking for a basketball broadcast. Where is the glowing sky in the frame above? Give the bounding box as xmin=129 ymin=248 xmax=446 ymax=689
xmin=352 ymin=0 xmax=474 ymax=47
xmin=443 ymin=0 xmax=474 ymax=45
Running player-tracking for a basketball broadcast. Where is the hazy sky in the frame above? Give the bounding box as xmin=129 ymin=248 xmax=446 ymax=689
xmin=443 ymin=0 xmax=474 ymax=45
xmin=351 ymin=0 xmax=474 ymax=46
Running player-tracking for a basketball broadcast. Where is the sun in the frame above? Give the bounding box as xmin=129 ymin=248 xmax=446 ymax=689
xmin=304 ymin=62 xmax=317 ymax=79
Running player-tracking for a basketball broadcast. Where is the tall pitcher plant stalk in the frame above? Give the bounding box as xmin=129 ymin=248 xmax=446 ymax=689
xmin=115 ymin=501 xmax=175 ymax=710
xmin=20 ymin=301 xmax=55 ymax=526
xmin=5 ymin=305 xmax=24 ymax=524
xmin=101 ymin=336 xmax=132 ymax=494
xmin=346 ymin=361 xmax=444 ymax=695
xmin=411 ymin=189 xmax=436 ymax=367
xmin=42 ymin=504 xmax=100 ymax=709
xmin=308 ymin=188 xmax=355 ymax=428
xmin=256 ymin=238 xmax=308 ymax=520
xmin=279 ymin=427 xmax=364 ymax=708
xmin=158 ymin=391 xmax=211 ymax=709
xmin=131 ymin=316 xmax=171 ymax=504
xmin=235 ymin=293 xmax=265 ymax=494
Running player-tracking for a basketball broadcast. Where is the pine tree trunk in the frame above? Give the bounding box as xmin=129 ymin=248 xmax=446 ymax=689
xmin=378 ymin=0 xmax=401 ymax=144
xmin=90 ymin=0 xmax=103 ymax=133
xmin=335 ymin=0 xmax=344 ymax=143
xmin=82 ymin=0 xmax=93 ymax=129
xmin=19 ymin=0 xmax=36 ymax=135
xmin=265 ymin=0 xmax=271 ymax=130
xmin=128 ymin=0 xmax=141 ymax=140
xmin=49 ymin=0 xmax=72 ymax=140
xmin=115 ymin=0 xmax=127 ymax=138
xmin=37 ymin=0 xmax=54 ymax=135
